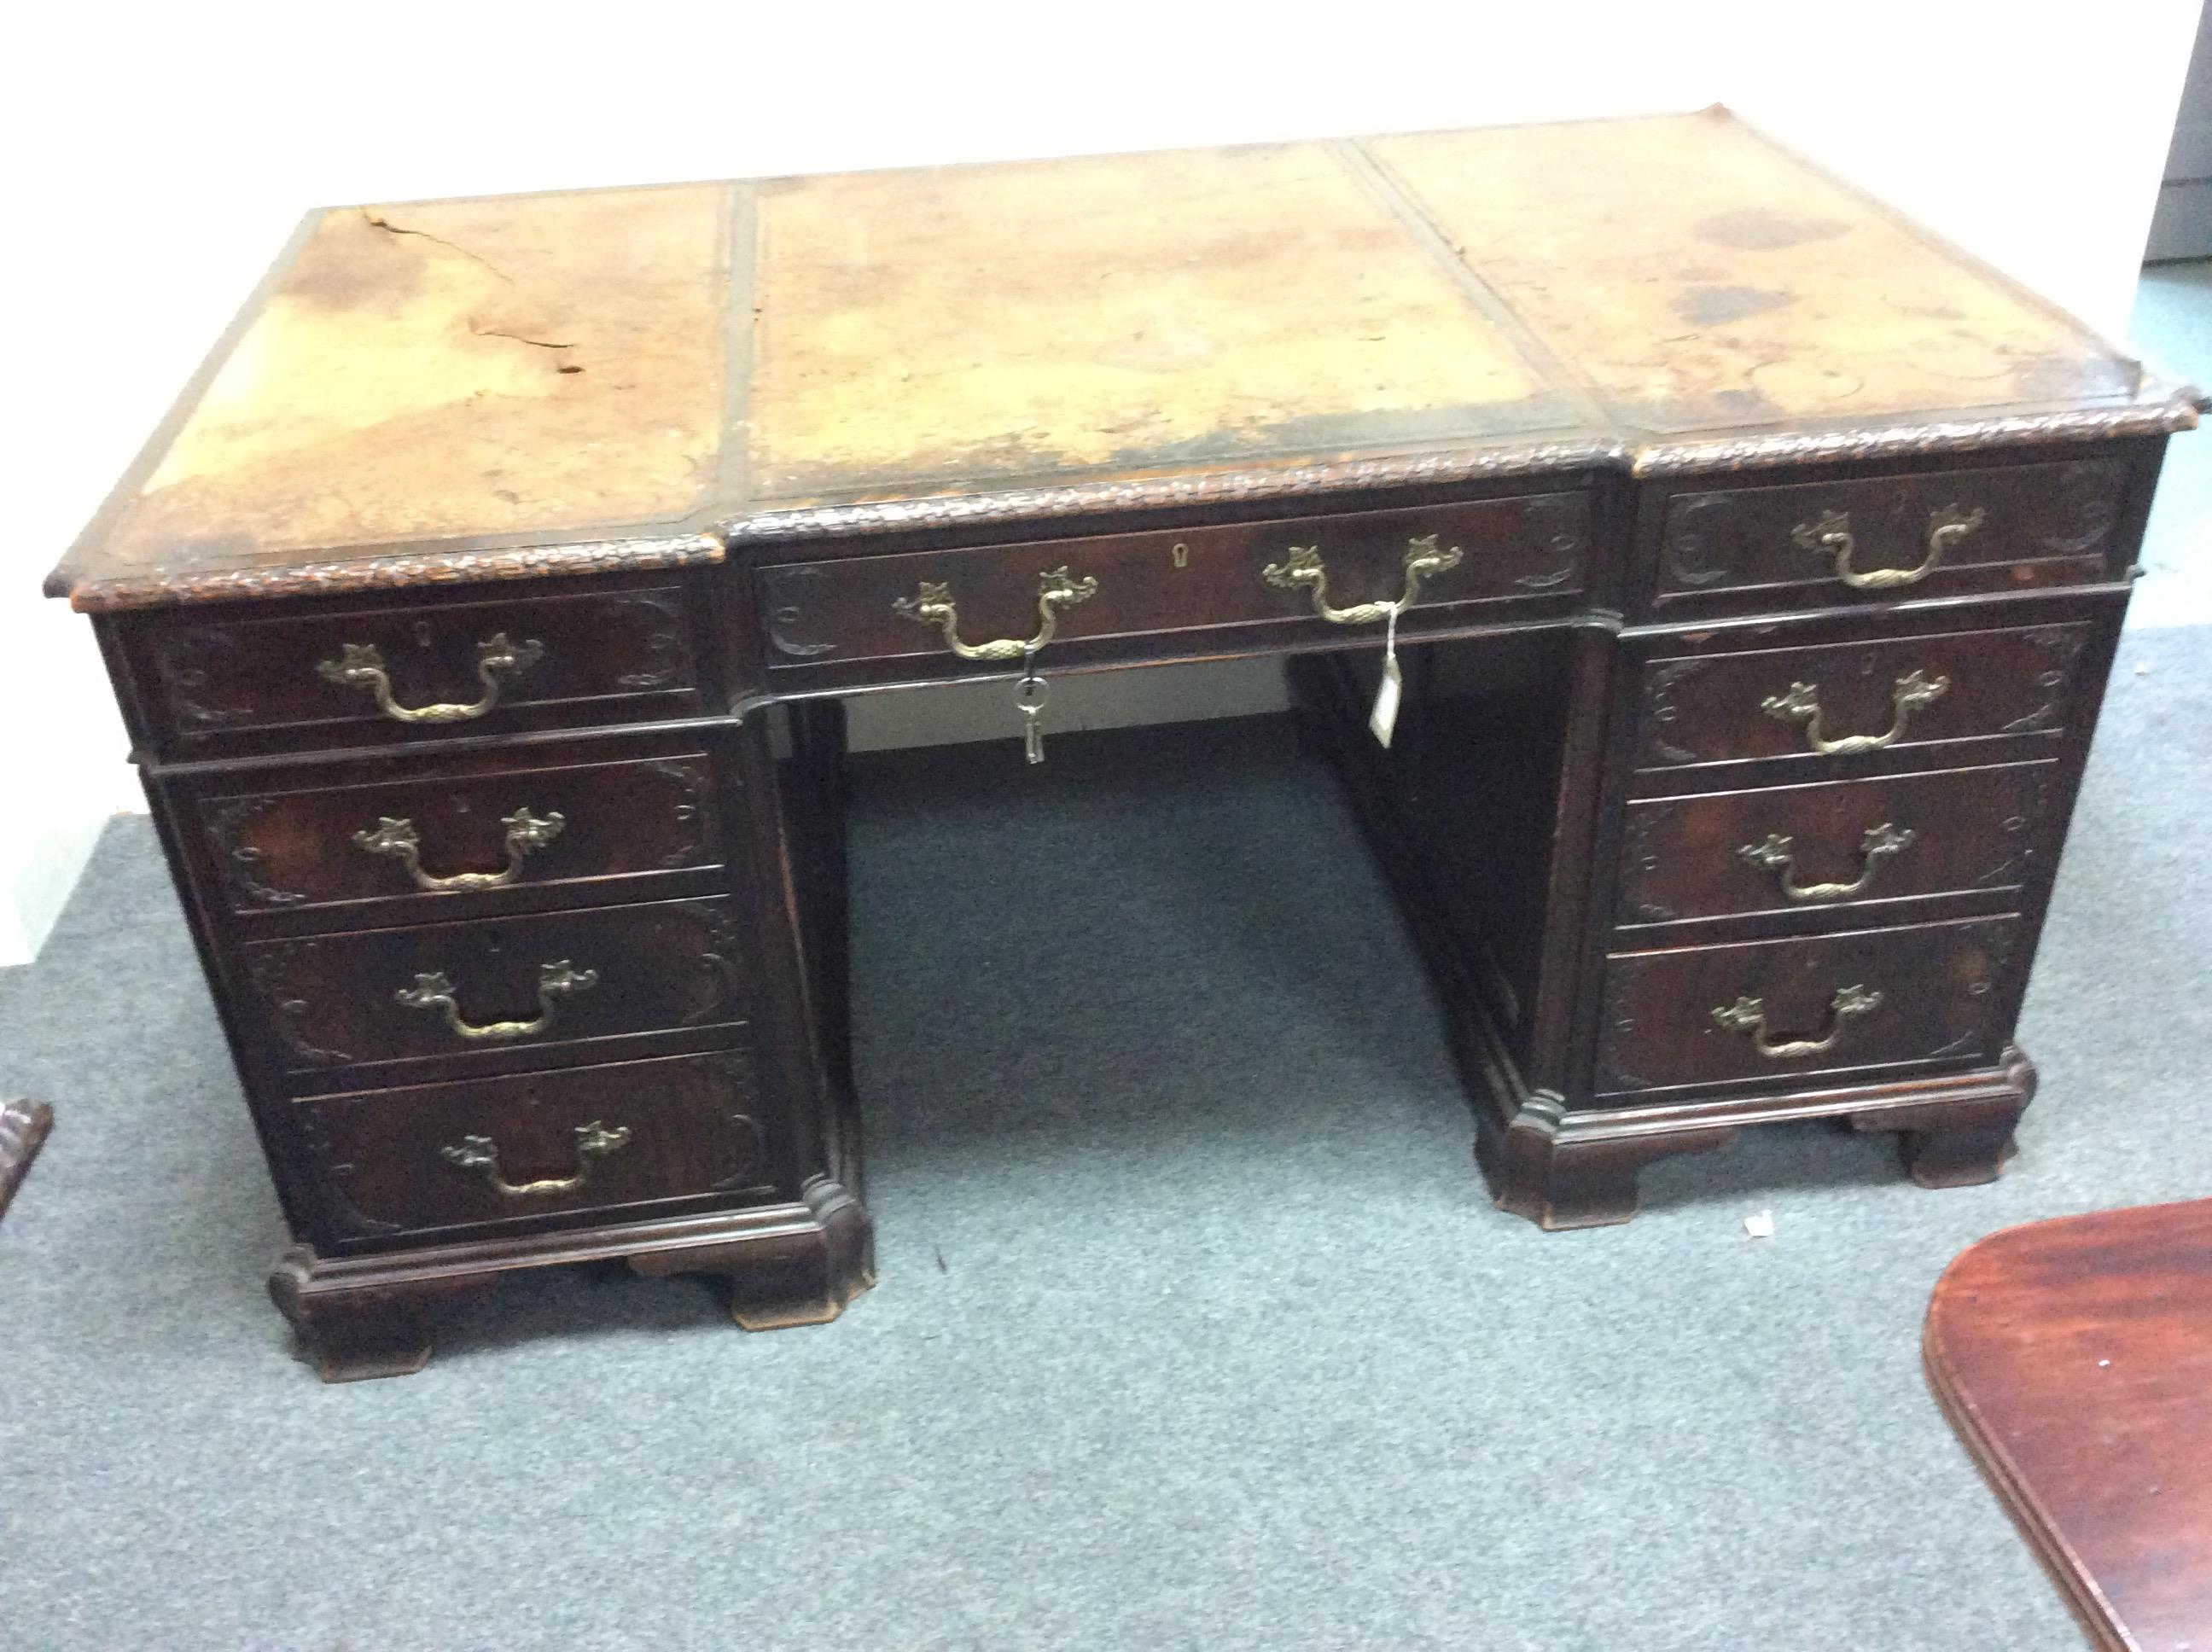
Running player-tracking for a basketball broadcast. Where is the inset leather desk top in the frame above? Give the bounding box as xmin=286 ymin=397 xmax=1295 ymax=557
xmin=47 ymin=109 xmax=2198 ymax=614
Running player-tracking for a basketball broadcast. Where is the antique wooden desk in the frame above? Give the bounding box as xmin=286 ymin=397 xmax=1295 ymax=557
xmin=46 ymin=112 xmax=2200 ymax=1378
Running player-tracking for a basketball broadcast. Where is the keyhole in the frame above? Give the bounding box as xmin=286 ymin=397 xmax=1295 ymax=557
xmin=1171 ymin=543 xmax=1190 ymax=569
xmin=411 ymin=620 xmax=436 ymax=650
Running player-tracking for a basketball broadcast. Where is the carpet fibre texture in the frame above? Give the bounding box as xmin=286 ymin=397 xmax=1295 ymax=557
xmin=3 ymin=626 xmax=2209 ymax=1651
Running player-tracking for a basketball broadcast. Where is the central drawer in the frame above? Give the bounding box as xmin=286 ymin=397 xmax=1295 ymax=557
xmin=242 ymin=896 xmax=748 ymax=1074
xmin=286 ymin=1048 xmax=785 ymax=1252
xmin=755 ymin=491 xmax=1590 ymax=676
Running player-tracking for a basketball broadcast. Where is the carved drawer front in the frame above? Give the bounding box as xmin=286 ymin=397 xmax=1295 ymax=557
xmin=756 ymin=492 xmax=1589 ymax=675
xmin=1654 ymin=458 xmax=2130 ymax=607
xmin=1596 ymin=916 xmax=2018 ymax=1096
xmin=142 ymin=584 xmax=701 ymax=750
xmin=287 ymin=1048 xmax=784 ymax=1252
xmin=1615 ymin=761 xmax=2057 ymax=927
xmin=201 ymin=752 xmax=721 ymax=916
xmin=243 ymin=897 xmax=748 ymax=1074
xmin=1635 ymin=622 xmax=2089 ymax=773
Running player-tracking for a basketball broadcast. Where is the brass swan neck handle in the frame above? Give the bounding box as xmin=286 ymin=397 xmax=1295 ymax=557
xmin=317 ymin=631 xmax=544 ymax=724
xmin=1792 ymin=503 xmax=1987 ymax=592
xmin=1262 ymin=533 xmax=1464 ymax=625
xmin=892 ymin=566 xmax=1099 ymax=661
xmin=1761 ymin=669 xmax=1949 ymax=757
xmin=353 ymin=808 xmax=567 ymax=893
xmin=1711 ymin=984 xmax=1883 ymax=1060
xmin=440 ymin=1121 xmax=632 ymax=1198
xmin=1738 ymin=822 xmax=1915 ymax=903
xmin=394 ymin=959 xmax=597 ymax=1042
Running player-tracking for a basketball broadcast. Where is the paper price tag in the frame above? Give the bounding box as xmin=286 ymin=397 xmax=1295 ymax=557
xmin=1369 ymin=654 xmax=1403 ymax=747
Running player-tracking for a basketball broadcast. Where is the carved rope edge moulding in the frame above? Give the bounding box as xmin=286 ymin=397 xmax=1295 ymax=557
xmin=1629 ymin=398 xmax=2204 ymax=476
xmin=65 ymin=535 xmax=727 ymax=614
xmin=61 ymin=395 xmax=2202 ymax=613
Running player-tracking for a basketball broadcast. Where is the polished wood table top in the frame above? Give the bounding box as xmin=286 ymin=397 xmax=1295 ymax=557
xmin=0 ymin=1098 xmax=54 ymax=1223
xmin=47 ymin=108 xmax=2195 ymax=614
xmin=1926 ymin=1199 xmax=2212 ymax=1652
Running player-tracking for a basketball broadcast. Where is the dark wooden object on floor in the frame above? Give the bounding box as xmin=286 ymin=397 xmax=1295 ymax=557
xmin=0 ymin=1098 xmax=54 ymax=1221
xmin=40 ymin=110 xmax=2202 ymax=1375
xmin=1926 ymin=1200 xmax=2212 ymax=1652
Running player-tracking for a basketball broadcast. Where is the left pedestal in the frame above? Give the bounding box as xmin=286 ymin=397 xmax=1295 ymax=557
xmin=97 ymin=577 xmax=867 ymax=1378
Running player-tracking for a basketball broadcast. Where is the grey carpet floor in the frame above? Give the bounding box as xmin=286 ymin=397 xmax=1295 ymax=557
xmin=3 ymin=628 xmax=2209 ymax=1652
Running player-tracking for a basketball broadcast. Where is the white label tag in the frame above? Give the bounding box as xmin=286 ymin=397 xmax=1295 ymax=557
xmin=1369 ymin=654 xmax=1403 ymax=747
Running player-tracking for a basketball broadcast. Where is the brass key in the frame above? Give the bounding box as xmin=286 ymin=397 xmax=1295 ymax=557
xmin=1015 ymin=650 xmax=1050 ymax=765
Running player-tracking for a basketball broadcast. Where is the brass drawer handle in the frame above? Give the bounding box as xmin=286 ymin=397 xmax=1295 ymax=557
xmin=1792 ymin=504 xmax=1987 ymax=592
xmin=353 ymin=808 xmax=567 ymax=893
xmin=892 ymin=566 xmax=1098 ymax=661
xmin=1262 ymin=532 xmax=1464 ymax=625
xmin=1711 ymin=984 xmax=1883 ymax=1060
xmin=1738 ymin=822 xmax=1915 ymax=903
xmin=316 ymin=631 xmax=544 ymax=724
xmin=1761 ymin=668 xmax=1948 ymax=756
xmin=440 ymin=1120 xmax=632 ymax=1198
xmin=394 ymin=959 xmax=597 ymax=1042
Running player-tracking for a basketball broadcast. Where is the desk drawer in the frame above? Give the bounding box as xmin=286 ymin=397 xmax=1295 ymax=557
xmin=1615 ymin=762 xmax=2056 ymax=927
xmin=287 ymin=1049 xmax=783 ymax=1251
xmin=1595 ymin=916 xmax=2017 ymax=1096
xmin=141 ymin=584 xmax=701 ymax=750
xmin=1635 ymin=623 xmax=2090 ymax=774
xmin=757 ymin=492 xmax=1588 ymax=673
xmin=1654 ymin=458 xmax=2128 ymax=607
xmin=200 ymin=751 xmax=721 ymax=917
xmin=243 ymin=897 xmax=747 ymax=1074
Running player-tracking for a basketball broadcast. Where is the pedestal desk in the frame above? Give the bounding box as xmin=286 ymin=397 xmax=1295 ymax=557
xmin=46 ymin=111 xmax=2200 ymax=1378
